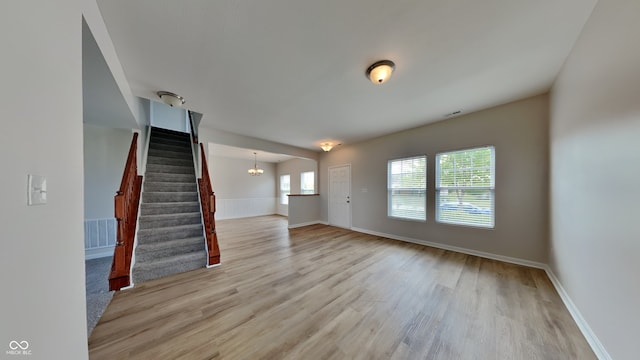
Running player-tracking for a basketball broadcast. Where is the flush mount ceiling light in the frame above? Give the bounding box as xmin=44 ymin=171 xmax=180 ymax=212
xmin=320 ymin=142 xmax=334 ymax=152
xmin=248 ymin=152 xmax=264 ymax=176
xmin=366 ymin=60 xmax=395 ymax=84
xmin=157 ymin=91 xmax=185 ymax=107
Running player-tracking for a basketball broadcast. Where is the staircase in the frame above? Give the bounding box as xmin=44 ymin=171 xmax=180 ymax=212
xmin=133 ymin=127 xmax=207 ymax=284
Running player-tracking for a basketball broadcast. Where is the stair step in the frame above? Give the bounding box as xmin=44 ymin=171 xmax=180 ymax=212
xmin=138 ymin=212 xmax=202 ymax=229
xmin=137 ymin=224 xmax=204 ymax=243
xmin=146 ymin=163 xmax=194 ymax=175
xmin=145 ymin=172 xmax=196 ymax=183
xmin=140 ymin=202 xmax=200 ymax=215
xmin=147 ymin=148 xmax=193 ymax=160
xmin=144 ymin=181 xmax=197 ymax=192
xmin=150 ymin=135 xmax=191 ymax=147
xmin=149 ymin=142 xmax=192 ymax=154
xmin=135 ymin=237 xmax=205 ymax=263
xmin=143 ymin=191 xmax=198 ymax=203
xmin=151 ymin=127 xmax=191 ymax=138
xmin=147 ymin=155 xmax=194 ymax=167
xmin=133 ymin=251 xmax=206 ymax=284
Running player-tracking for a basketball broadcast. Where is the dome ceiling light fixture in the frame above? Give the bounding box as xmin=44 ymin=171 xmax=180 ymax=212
xmin=248 ymin=152 xmax=264 ymax=176
xmin=366 ymin=60 xmax=395 ymax=84
xmin=320 ymin=142 xmax=334 ymax=152
xmin=157 ymin=91 xmax=185 ymax=107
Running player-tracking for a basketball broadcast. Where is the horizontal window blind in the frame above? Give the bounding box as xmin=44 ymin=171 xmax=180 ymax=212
xmin=436 ymin=147 xmax=495 ymax=228
xmin=388 ymin=156 xmax=426 ymax=221
xmin=301 ymin=171 xmax=315 ymax=194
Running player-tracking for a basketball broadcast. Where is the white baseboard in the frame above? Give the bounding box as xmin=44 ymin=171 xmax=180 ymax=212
xmin=543 ymin=267 xmax=611 ymax=360
xmin=288 ymin=220 xmax=324 ymax=229
xmin=350 ymin=227 xmax=546 ymax=269
xmin=85 ymin=246 xmax=114 ymax=260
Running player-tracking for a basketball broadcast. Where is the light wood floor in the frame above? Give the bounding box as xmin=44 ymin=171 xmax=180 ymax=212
xmin=89 ymin=215 xmax=595 ymax=359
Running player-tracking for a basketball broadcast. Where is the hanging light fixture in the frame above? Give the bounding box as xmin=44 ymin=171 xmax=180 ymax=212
xmin=157 ymin=91 xmax=185 ymax=107
xmin=320 ymin=142 xmax=334 ymax=152
xmin=366 ymin=60 xmax=395 ymax=84
xmin=248 ymin=152 xmax=264 ymax=176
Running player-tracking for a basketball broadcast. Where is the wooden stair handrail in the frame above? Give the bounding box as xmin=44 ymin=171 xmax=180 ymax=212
xmin=109 ymin=132 xmax=143 ymax=291
xmin=198 ymin=143 xmax=220 ymax=266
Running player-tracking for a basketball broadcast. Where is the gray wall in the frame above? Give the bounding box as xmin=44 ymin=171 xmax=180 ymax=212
xmin=0 ymin=1 xmax=89 ymax=358
xmin=319 ymin=94 xmax=549 ymax=263
xmin=151 ymin=101 xmax=187 ymax=133
xmin=549 ymin=0 xmax=640 ymax=358
xmin=83 ymin=124 xmax=132 ymax=219
xmin=276 ymin=158 xmax=318 ymax=216
xmin=208 ymin=155 xmax=277 ymax=219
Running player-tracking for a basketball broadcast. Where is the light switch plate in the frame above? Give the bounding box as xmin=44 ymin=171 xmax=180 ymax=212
xmin=28 ymin=174 xmax=47 ymax=205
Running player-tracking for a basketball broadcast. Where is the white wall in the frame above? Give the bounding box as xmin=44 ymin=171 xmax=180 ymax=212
xmin=83 ymin=124 xmax=132 ymax=219
xmin=320 ymin=94 xmax=550 ymax=263
xmin=276 ymin=158 xmax=318 ymax=216
xmin=208 ymin=155 xmax=276 ymax=219
xmin=151 ymin=101 xmax=187 ymax=133
xmin=549 ymin=0 xmax=640 ymax=359
xmin=0 ymin=1 xmax=89 ymax=359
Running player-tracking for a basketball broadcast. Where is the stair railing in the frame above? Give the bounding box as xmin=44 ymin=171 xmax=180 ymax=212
xmin=109 ymin=132 xmax=144 ymax=290
xmin=188 ymin=110 xmax=198 ymax=144
xmin=198 ymin=143 xmax=220 ymax=266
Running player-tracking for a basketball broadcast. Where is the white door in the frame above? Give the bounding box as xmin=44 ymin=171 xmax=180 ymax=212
xmin=328 ymin=164 xmax=351 ymax=229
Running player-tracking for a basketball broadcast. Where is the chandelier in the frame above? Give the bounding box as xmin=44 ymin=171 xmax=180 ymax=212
xmin=248 ymin=152 xmax=264 ymax=176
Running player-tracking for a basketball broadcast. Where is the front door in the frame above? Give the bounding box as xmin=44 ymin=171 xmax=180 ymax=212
xmin=328 ymin=164 xmax=351 ymax=229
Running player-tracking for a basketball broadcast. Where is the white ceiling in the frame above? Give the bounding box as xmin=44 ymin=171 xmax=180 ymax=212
xmin=96 ymin=0 xmax=597 ymax=150
xmin=208 ymin=143 xmax=298 ymax=163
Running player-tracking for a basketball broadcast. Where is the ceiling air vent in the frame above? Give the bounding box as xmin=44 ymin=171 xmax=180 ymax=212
xmin=445 ymin=110 xmax=462 ymax=118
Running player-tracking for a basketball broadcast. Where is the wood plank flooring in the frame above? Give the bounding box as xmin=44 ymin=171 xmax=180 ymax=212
xmin=89 ymin=215 xmax=595 ymax=359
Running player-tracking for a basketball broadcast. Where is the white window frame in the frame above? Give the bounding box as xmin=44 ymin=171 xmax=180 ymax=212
xmin=300 ymin=171 xmax=315 ymax=194
xmin=280 ymin=174 xmax=290 ymax=205
xmin=387 ymin=155 xmax=427 ymax=222
xmin=435 ymin=146 xmax=495 ymax=228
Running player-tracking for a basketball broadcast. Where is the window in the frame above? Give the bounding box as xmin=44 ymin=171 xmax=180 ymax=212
xmin=388 ymin=155 xmax=427 ymax=221
xmin=280 ymin=174 xmax=290 ymax=204
xmin=301 ymin=171 xmax=315 ymax=194
xmin=436 ymin=146 xmax=495 ymax=228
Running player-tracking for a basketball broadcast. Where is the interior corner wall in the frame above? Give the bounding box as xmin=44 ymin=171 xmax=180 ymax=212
xmin=83 ymin=124 xmax=132 ymax=219
xmin=208 ymin=155 xmax=277 ymax=219
xmin=0 ymin=1 xmax=89 ymax=359
xmin=549 ymin=0 xmax=640 ymax=359
xmin=276 ymin=158 xmax=318 ymax=216
xmin=319 ymin=94 xmax=549 ymax=263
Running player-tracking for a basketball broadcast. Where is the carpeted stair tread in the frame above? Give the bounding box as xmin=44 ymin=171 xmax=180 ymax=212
xmin=148 ymin=142 xmax=192 ymax=154
xmin=140 ymin=202 xmax=200 ymax=215
xmin=135 ymin=237 xmax=205 ymax=263
xmin=132 ymin=252 xmax=207 ymax=284
xmin=149 ymin=135 xmax=191 ymax=146
xmin=137 ymin=223 xmax=204 ymax=244
xmin=147 ymin=148 xmax=193 ymax=160
xmin=146 ymin=163 xmax=195 ymax=175
xmin=138 ymin=212 xmax=202 ymax=229
xmin=143 ymin=181 xmax=197 ymax=192
xmin=146 ymin=156 xmax=194 ymax=167
xmin=145 ymin=172 xmax=196 ymax=183
xmin=142 ymin=191 xmax=198 ymax=203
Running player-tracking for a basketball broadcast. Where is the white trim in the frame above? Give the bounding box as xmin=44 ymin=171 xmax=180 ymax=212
xmin=543 ymin=267 xmax=612 ymax=360
xmin=351 ymin=226 xmax=545 ymax=269
xmin=288 ymin=220 xmax=324 ymax=229
xmin=85 ymin=246 xmax=114 ymax=260
xmin=206 ymin=263 xmax=222 ymax=269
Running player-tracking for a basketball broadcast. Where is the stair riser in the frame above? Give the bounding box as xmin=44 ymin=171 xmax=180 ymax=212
xmin=149 ymin=143 xmax=192 ymax=155
xmin=146 ymin=164 xmax=195 ymax=175
xmin=143 ymin=182 xmax=197 ymax=192
xmin=138 ymin=214 xmax=202 ymax=229
xmin=145 ymin=173 xmax=196 ymax=183
xmin=133 ymin=256 xmax=206 ymax=284
xmin=138 ymin=226 xmax=204 ymax=243
xmin=147 ymin=149 xmax=193 ymax=160
xmin=143 ymin=192 xmax=198 ymax=203
xmin=140 ymin=203 xmax=200 ymax=215
xmin=136 ymin=241 xmax=205 ymax=263
xmin=147 ymin=156 xmax=194 ymax=167
xmin=150 ymin=130 xmax=190 ymax=140
xmin=150 ymin=136 xmax=191 ymax=147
